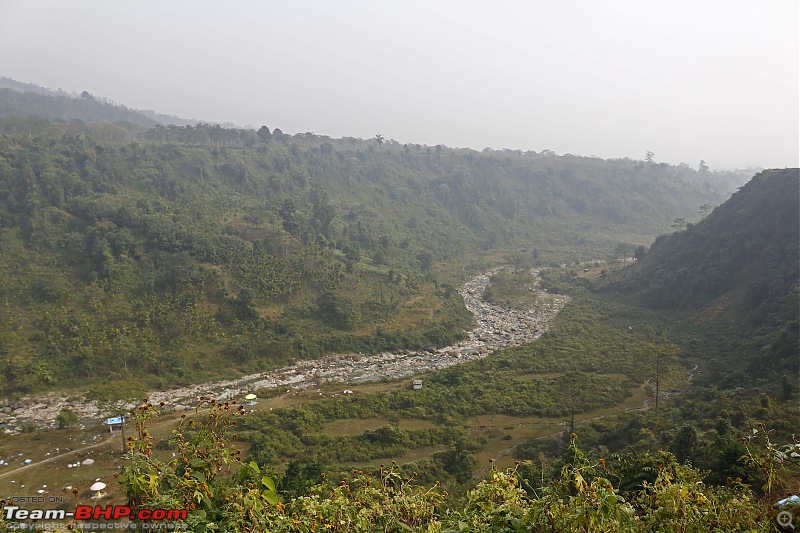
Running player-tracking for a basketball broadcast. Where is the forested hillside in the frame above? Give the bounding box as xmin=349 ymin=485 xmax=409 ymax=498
xmin=0 ymin=82 xmax=794 ymax=532
xmin=0 ymin=117 xmax=747 ymax=395
xmin=605 ymin=168 xmax=799 ymax=383
xmin=0 ymin=77 xmax=198 ymax=129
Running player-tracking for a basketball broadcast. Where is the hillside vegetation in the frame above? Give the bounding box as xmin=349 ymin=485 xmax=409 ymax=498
xmin=0 ymin=117 xmax=744 ymax=394
xmin=605 ymin=168 xmax=799 ymax=384
xmin=0 ymin=83 xmax=795 ymax=532
xmin=0 ymin=76 xmax=197 ymax=127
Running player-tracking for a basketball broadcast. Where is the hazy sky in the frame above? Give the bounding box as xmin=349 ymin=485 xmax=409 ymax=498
xmin=0 ymin=1 xmax=797 ymax=169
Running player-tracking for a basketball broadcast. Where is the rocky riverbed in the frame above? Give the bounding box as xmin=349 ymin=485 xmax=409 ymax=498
xmin=0 ymin=269 xmax=569 ymax=431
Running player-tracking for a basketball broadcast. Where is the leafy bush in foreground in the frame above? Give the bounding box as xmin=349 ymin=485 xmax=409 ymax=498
xmin=87 ymin=401 xmax=795 ymax=532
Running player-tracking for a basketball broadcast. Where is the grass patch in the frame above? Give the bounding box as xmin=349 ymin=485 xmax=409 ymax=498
xmin=483 ymin=270 xmax=539 ymax=309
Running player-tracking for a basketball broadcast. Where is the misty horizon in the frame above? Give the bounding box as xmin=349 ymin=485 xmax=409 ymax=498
xmin=0 ymin=1 xmax=797 ymax=170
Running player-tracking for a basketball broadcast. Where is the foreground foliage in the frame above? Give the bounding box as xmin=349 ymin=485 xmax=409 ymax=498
xmin=0 ymin=121 xmax=738 ymax=394
xmin=98 ymin=401 xmax=798 ymax=532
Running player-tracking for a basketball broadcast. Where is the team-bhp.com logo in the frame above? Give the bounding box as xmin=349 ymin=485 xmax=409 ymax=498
xmin=4 ymin=504 xmax=187 ymax=521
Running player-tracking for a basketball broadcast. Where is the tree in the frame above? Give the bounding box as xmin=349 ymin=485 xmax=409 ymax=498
xmin=557 ymin=370 xmax=591 ymax=435
xmin=612 ymin=242 xmax=633 ymax=263
xmin=256 ymin=126 xmax=271 ymax=143
xmin=343 ymin=241 xmax=360 ymax=261
xmin=417 ymin=250 xmax=434 ymax=272
xmin=279 ymin=198 xmax=299 ymax=234
xmin=698 ymin=160 xmax=709 ymax=173
xmin=671 ymin=218 xmax=687 ymax=232
xmin=699 ymin=204 xmax=712 ymax=219
xmin=375 ymin=133 xmax=384 ymax=151
xmin=316 ymin=290 xmax=360 ymax=330
xmin=234 ymin=289 xmax=258 ymax=321
xmin=642 ymin=342 xmax=679 ymax=417
xmin=278 ymin=460 xmax=323 ymax=498
xmin=310 ymin=189 xmax=335 ymax=237
xmin=673 ymin=425 xmax=698 ymax=463
xmin=645 ymin=151 xmax=655 ymax=164
xmin=506 ymin=252 xmax=531 ymax=273
xmin=438 ymin=429 xmax=475 ymax=483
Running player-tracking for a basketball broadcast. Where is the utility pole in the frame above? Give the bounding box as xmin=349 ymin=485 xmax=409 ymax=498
xmin=655 ymin=356 xmax=660 ymax=416
xmin=120 ymin=415 xmax=126 ymax=454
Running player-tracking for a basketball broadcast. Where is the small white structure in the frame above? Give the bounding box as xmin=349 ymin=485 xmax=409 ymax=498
xmin=105 ymin=416 xmax=124 ymax=434
xmin=90 ymin=481 xmax=106 ymax=499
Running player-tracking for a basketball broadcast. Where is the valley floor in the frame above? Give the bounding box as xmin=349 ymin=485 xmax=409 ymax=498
xmin=0 ymin=269 xmax=568 ymax=432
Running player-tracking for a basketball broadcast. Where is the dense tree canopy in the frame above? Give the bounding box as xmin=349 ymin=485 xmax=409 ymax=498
xmin=0 ymin=116 xmax=747 ymax=393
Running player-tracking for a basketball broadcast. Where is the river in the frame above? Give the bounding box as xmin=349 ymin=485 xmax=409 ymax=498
xmin=0 ymin=269 xmax=569 ymax=431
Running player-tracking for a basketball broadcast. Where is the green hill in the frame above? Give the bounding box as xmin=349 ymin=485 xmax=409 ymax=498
xmin=606 ymin=168 xmax=799 ymax=382
xmin=0 ymin=76 xmax=198 ymax=129
xmin=0 ymin=112 xmax=749 ymax=394
xmin=0 ymin=87 xmax=793 ymax=531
